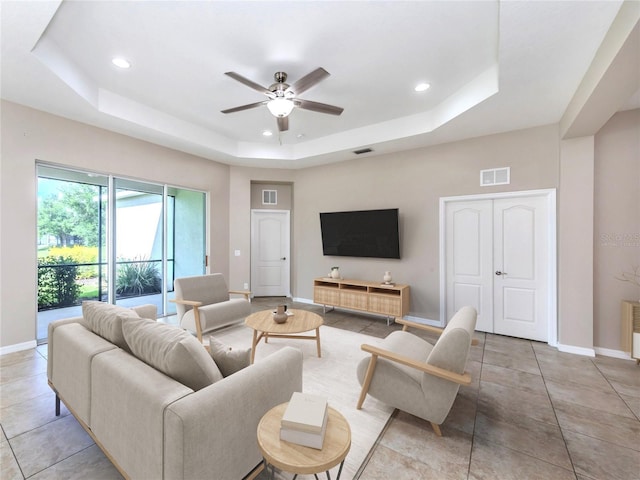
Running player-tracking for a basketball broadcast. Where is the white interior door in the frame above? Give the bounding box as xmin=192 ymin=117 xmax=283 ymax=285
xmin=493 ymin=196 xmax=549 ymax=341
xmin=251 ymin=210 xmax=290 ymax=297
xmin=445 ymin=200 xmax=494 ymax=332
xmin=444 ymin=192 xmax=553 ymax=342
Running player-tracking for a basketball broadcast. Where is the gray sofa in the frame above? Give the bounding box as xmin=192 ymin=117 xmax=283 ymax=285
xmin=47 ymin=301 xmax=303 ymax=480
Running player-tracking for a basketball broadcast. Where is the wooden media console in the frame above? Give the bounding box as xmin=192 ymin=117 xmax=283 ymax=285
xmin=313 ymin=278 xmax=410 ymax=323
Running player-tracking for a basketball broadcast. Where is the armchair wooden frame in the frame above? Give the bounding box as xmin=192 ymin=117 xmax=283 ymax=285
xmin=170 ymin=290 xmax=250 ymax=342
xmin=356 ymin=317 xmax=478 ymax=437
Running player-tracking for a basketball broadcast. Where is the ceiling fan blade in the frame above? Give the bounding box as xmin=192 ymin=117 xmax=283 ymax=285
xmin=224 ymin=72 xmax=272 ymax=96
xmin=294 ymin=99 xmax=344 ymax=116
xmin=221 ymin=100 xmax=267 ymax=114
xmin=277 ymin=116 xmax=289 ymax=132
xmin=286 ymin=67 xmax=330 ymax=96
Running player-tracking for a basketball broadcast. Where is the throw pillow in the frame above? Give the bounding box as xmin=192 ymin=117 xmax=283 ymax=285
xmin=82 ymin=301 xmax=140 ymax=351
xmin=208 ymin=336 xmax=251 ymax=377
xmin=122 ymin=316 xmax=223 ymax=390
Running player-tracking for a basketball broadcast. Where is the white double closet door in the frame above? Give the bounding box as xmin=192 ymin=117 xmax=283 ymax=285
xmin=444 ymin=191 xmax=556 ymax=342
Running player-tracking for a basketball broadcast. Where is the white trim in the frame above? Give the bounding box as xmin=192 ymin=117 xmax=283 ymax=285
xmin=557 ymin=343 xmax=596 ymax=357
xmin=293 ymin=296 xmax=314 ymax=305
xmin=0 ymin=340 xmax=37 ymax=356
xmin=594 ymin=347 xmax=634 ymax=360
xmin=439 ymin=189 xmax=557 ymax=344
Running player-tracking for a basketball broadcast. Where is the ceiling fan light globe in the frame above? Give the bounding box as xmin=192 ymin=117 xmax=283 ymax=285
xmin=267 ymin=98 xmax=295 ymax=117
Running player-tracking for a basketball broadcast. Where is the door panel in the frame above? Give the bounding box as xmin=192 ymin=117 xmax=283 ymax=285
xmin=251 ymin=210 xmax=290 ymax=297
xmin=493 ymin=196 xmax=548 ymax=341
xmin=446 ymin=200 xmax=493 ymax=332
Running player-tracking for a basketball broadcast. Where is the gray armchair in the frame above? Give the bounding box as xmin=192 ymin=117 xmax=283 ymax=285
xmin=356 ymin=306 xmax=477 ymax=436
xmin=171 ymin=273 xmax=251 ymax=342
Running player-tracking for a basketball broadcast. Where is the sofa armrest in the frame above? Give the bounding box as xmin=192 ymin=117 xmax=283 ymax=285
xmin=164 ymin=346 xmax=303 ymax=480
xmin=47 ymin=316 xmax=86 ymax=381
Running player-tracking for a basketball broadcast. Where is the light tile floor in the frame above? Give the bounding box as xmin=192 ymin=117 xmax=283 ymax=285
xmin=1 ymin=298 xmax=639 ymax=479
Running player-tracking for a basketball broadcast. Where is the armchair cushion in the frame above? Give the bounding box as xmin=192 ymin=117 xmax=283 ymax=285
xmin=181 ymin=297 xmax=251 ymax=335
xmin=174 ymin=274 xmax=251 ymax=338
xmin=356 ymin=306 xmax=477 ymax=434
xmin=122 ymin=316 xmax=223 ymax=390
xmin=174 ymin=273 xmax=230 ymax=311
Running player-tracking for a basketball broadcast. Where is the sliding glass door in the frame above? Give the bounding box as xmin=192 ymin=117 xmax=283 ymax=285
xmin=166 ymin=187 xmax=206 ymax=315
xmin=36 ymin=165 xmax=206 ymax=343
xmin=113 ymin=179 xmax=165 ymax=313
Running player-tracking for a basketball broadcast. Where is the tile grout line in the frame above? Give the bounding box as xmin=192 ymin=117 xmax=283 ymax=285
xmin=590 ymin=357 xmax=640 ymax=423
xmin=531 ymin=343 xmax=579 ymax=479
xmin=466 ymin=331 xmax=486 ymax=480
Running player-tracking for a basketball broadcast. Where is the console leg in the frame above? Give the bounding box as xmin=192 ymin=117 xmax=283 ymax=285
xmin=55 ymin=394 xmax=60 ymax=416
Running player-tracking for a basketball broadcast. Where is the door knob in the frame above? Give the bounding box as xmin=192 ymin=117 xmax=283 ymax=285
xmin=281 ymin=257 xmax=286 ymax=260
xmin=495 ymin=271 xmax=507 ymax=276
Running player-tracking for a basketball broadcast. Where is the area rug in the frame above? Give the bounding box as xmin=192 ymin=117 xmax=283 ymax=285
xmin=209 ymin=323 xmax=394 ymax=480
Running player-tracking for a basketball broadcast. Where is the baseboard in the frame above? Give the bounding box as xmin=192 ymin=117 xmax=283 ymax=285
xmin=556 ymin=343 xmax=596 ymax=357
xmin=404 ymin=315 xmax=443 ymax=327
xmin=293 ymin=296 xmax=314 ymax=305
xmin=0 ymin=340 xmax=37 ymax=356
xmin=594 ymin=346 xmax=634 ymax=360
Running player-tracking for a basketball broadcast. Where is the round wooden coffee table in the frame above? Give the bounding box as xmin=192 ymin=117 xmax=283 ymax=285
xmin=257 ymin=402 xmax=351 ymax=480
xmin=245 ymin=309 xmax=323 ymax=363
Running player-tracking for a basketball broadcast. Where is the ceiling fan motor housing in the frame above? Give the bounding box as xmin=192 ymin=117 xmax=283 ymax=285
xmin=270 ymin=72 xmax=291 ymax=97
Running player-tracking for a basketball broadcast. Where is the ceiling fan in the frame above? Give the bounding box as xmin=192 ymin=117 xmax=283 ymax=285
xmin=221 ymin=67 xmax=344 ymax=132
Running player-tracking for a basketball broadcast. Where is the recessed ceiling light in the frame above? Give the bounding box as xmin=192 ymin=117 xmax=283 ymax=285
xmin=112 ymin=57 xmax=131 ymax=69
xmin=414 ymin=83 xmax=430 ymax=92
xmin=262 ymin=130 xmax=273 ymax=137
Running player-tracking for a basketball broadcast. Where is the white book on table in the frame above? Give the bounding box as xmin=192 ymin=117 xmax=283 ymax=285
xmin=280 ymin=407 xmax=328 ymax=449
xmin=281 ymin=392 xmax=328 ymax=434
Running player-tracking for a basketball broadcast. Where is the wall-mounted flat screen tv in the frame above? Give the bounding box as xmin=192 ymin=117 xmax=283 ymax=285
xmin=319 ymin=208 xmax=400 ymax=259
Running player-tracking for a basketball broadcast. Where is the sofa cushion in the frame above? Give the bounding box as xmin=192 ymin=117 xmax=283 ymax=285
xmin=82 ymin=301 xmax=141 ymax=351
xmin=122 ymin=316 xmax=223 ymax=390
xmin=208 ymin=336 xmax=251 ymax=377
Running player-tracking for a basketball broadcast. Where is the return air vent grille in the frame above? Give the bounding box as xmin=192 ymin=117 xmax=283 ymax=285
xmin=353 ymin=148 xmax=373 ymax=155
xmin=480 ymin=167 xmax=510 ymax=186
xmin=262 ymin=189 xmax=277 ymax=205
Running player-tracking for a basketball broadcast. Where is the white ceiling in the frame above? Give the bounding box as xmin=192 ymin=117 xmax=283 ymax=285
xmin=0 ymin=0 xmax=635 ymax=169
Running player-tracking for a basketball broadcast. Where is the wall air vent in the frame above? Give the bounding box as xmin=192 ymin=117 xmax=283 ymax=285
xmin=480 ymin=167 xmax=510 ymax=186
xmin=262 ymin=189 xmax=277 ymax=205
xmin=353 ymin=148 xmax=373 ymax=155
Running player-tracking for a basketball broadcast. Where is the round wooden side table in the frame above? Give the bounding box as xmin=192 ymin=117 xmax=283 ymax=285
xmin=245 ymin=309 xmax=323 ymax=363
xmin=257 ymin=402 xmax=351 ymax=480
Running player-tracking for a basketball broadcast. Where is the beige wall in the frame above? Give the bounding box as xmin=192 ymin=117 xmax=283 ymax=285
xmin=0 ymin=100 xmax=231 ymax=348
xmin=594 ymin=109 xmax=640 ymax=351
xmin=228 ymin=168 xmax=296 ymax=294
xmin=250 ymin=182 xmax=293 ymax=211
xmin=2 ymin=97 xmax=637 ymax=354
xmin=229 ymin=125 xmax=560 ymax=321
xmin=558 ymin=136 xmax=595 ymax=352
xmin=294 ymin=126 xmax=560 ymax=320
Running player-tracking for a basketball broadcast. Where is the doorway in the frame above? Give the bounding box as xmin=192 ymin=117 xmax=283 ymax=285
xmin=251 ymin=210 xmax=291 ymax=297
xmin=440 ymin=190 xmax=557 ymax=344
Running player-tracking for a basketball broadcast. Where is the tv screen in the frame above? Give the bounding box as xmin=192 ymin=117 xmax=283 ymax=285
xmin=319 ymin=208 xmax=400 ymax=259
